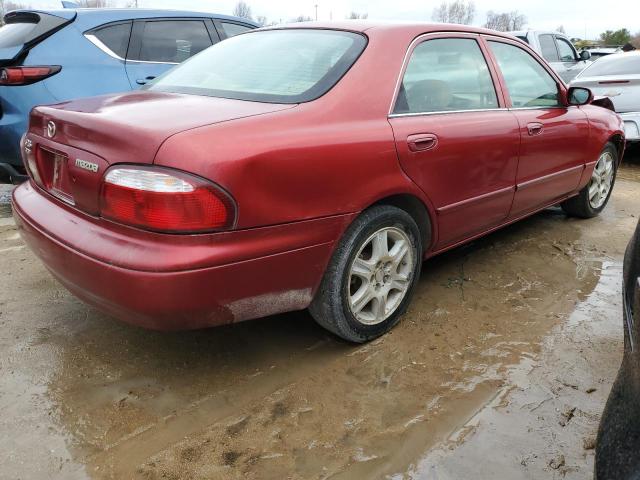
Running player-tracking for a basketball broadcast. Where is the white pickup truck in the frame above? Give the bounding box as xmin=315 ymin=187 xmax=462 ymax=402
xmin=509 ymin=30 xmax=592 ymax=83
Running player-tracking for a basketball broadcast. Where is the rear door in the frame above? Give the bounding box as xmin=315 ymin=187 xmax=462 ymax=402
xmin=388 ymin=34 xmax=520 ymax=248
xmin=125 ymin=18 xmax=219 ymax=88
xmin=486 ymin=38 xmax=590 ymax=217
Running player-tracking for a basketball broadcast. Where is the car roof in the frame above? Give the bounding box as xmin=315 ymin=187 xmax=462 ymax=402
xmin=267 ymin=21 xmax=519 ymax=39
xmin=12 ymin=8 xmax=259 ymax=30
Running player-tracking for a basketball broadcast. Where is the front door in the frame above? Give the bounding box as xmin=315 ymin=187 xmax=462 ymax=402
xmin=487 ymin=39 xmax=590 ymax=217
xmin=388 ymin=35 xmax=520 ymax=249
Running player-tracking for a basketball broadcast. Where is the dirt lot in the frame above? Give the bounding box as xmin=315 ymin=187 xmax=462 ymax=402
xmin=1 ymin=154 xmax=639 ymax=480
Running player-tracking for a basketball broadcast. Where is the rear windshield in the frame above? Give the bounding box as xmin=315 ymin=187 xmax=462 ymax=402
xmin=147 ymin=29 xmax=367 ymax=103
xmin=0 ymin=16 xmax=38 ymax=48
xmin=581 ymin=55 xmax=640 ymax=77
xmin=0 ymin=12 xmax=71 ymax=55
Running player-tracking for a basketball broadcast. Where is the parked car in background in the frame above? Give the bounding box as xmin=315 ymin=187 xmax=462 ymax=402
xmin=571 ymin=52 xmax=640 ymax=143
xmin=586 ymin=46 xmax=622 ymax=59
xmin=0 ymin=6 xmax=257 ymax=183
xmin=510 ymin=30 xmax=592 ymax=82
xmin=595 ymin=219 xmax=640 ymax=480
xmin=13 ymin=23 xmax=624 ymax=342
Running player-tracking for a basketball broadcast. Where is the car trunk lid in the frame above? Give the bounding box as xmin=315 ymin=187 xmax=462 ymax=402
xmin=573 ymin=74 xmax=640 ymax=113
xmin=26 ymin=91 xmax=296 ymax=215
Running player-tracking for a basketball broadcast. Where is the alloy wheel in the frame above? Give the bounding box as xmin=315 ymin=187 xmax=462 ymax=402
xmin=588 ymin=151 xmax=615 ymax=209
xmin=347 ymin=227 xmax=414 ymax=325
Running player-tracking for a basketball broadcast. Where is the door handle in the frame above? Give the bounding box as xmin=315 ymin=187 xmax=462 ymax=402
xmin=407 ymin=134 xmax=438 ymax=152
xmin=527 ymin=122 xmax=544 ymax=136
xmin=136 ymin=76 xmax=156 ymax=85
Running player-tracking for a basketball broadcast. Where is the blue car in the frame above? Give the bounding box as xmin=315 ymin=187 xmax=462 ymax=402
xmin=0 ymin=5 xmax=257 ymax=182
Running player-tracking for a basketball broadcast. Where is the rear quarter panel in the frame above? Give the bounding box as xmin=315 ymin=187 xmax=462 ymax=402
xmin=154 ymin=106 xmax=426 ymax=230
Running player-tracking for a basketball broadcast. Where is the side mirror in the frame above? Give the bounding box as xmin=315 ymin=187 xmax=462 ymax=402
xmin=568 ymin=86 xmax=593 ymax=106
xmin=580 ymin=50 xmax=592 ymax=61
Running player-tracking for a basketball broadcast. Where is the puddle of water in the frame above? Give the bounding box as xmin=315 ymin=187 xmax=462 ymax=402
xmin=404 ymin=260 xmax=624 ymax=479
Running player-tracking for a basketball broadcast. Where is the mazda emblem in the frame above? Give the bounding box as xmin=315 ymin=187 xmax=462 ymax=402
xmin=47 ymin=121 xmax=56 ymax=138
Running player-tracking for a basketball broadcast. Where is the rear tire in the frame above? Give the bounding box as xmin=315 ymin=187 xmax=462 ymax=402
xmin=561 ymin=142 xmax=617 ymax=218
xmin=309 ymin=205 xmax=422 ymax=343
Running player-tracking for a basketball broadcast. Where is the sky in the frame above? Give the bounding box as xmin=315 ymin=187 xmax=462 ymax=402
xmin=22 ymin=0 xmax=640 ymax=40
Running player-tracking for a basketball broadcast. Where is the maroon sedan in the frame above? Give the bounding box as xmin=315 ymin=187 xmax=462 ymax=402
xmin=13 ymin=23 xmax=624 ymax=342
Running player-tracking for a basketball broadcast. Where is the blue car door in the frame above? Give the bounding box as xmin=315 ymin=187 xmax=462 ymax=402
xmin=125 ymin=18 xmax=219 ymax=88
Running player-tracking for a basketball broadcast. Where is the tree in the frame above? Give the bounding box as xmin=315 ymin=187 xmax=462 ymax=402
xmin=76 ymin=0 xmax=112 ymax=7
xmin=557 ymin=25 xmax=566 ymax=34
xmin=483 ymin=10 xmax=527 ymax=31
xmin=232 ymin=1 xmax=252 ymax=21
xmin=632 ymin=31 xmax=640 ymax=49
xmin=126 ymin=0 xmax=139 ymax=7
xmin=347 ymin=12 xmax=368 ymax=19
xmin=255 ymin=15 xmax=267 ymax=26
xmin=291 ymin=15 xmax=313 ymax=23
xmin=432 ymin=1 xmax=475 ymax=25
xmin=599 ymin=28 xmax=631 ymax=46
xmin=0 ymin=1 xmax=28 ymax=24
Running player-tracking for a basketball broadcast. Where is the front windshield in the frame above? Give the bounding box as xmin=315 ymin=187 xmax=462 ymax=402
xmin=147 ymin=29 xmax=367 ymax=103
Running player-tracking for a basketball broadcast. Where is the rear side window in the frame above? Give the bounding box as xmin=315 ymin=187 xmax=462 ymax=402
xmin=90 ymin=22 xmax=132 ymax=59
xmin=489 ymin=41 xmax=560 ymax=108
xmin=221 ymin=22 xmax=253 ymax=38
xmin=135 ymin=20 xmax=212 ymax=63
xmin=394 ymin=38 xmax=498 ymax=114
xmin=539 ymin=34 xmax=559 ymax=62
xmin=581 ymin=55 xmax=640 ymax=76
xmin=556 ymin=38 xmax=576 ymax=62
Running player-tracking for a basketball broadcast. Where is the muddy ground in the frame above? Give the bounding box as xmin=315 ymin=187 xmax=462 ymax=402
xmin=1 ymin=153 xmax=639 ymax=480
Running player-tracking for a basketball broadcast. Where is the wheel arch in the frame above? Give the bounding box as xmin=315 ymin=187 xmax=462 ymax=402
xmin=369 ymin=193 xmax=434 ymax=253
xmin=608 ymin=133 xmax=625 ymax=165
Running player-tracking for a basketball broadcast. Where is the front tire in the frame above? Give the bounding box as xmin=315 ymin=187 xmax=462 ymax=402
xmin=561 ymin=143 xmax=618 ymax=218
xmin=309 ymin=205 xmax=422 ymax=343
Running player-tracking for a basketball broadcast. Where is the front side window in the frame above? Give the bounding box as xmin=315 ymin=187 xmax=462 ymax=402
xmin=539 ymin=34 xmax=559 ymax=62
xmin=394 ymin=38 xmax=498 ymax=114
xmin=148 ymin=29 xmax=367 ymax=103
xmin=556 ymin=38 xmax=576 ymax=62
xmin=488 ymin=41 xmax=561 ymax=108
xmin=136 ymin=20 xmax=212 ymax=63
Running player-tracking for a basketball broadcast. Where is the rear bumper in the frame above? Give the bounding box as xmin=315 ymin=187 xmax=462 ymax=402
xmin=13 ymin=182 xmax=353 ymax=330
xmin=620 ymin=112 xmax=640 ymax=142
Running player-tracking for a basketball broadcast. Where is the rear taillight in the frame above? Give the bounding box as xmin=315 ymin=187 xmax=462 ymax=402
xmin=0 ymin=66 xmax=61 ymax=86
xmin=21 ymin=135 xmax=43 ymax=186
xmin=100 ymin=166 xmax=236 ymax=233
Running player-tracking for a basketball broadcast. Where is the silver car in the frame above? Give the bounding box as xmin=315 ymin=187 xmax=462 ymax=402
xmin=571 ymin=52 xmax=640 ymax=142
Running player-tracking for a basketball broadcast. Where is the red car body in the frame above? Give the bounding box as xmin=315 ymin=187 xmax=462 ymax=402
xmin=12 ymin=23 xmax=625 ymax=330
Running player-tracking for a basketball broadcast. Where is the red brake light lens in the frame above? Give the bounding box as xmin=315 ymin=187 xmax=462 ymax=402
xmin=0 ymin=66 xmax=61 ymax=86
xmin=100 ymin=167 xmax=236 ymax=233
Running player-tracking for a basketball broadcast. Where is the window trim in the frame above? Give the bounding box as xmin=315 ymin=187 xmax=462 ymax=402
xmin=388 ymin=32 xmax=506 ymax=118
xmin=126 ymin=17 xmax=218 ymax=65
xmin=84 ymin=20 xmax=133 ymax=62
xmin=481 ymin=34 xmax=569 ymax=110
